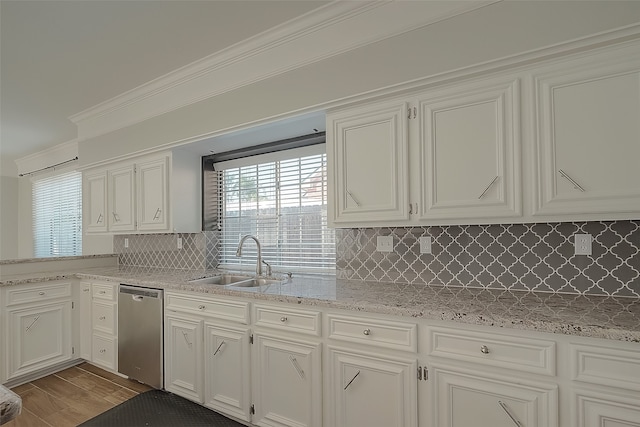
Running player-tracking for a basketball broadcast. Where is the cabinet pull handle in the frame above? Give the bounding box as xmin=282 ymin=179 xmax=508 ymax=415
xmin=38 ymin=291 xmax=45 ymax=296
xmin=83 ymin=288 xmax=90 ymax=292
xmin=478 ymin=176 xmax=499 ymax=199
xmin=363 ymin=328 xmax=371 ymax=336
xmin=100 ymin=349 xmax=106 ymax=354
xmin=153 ymin=208 xmax=161 ymax=220
xmin=112 ymin=212 xmax=120 ymax=222
xmin=97 ymin=213 xmax=103 ymax=224
xmin=25 ymin=315 xmax=41 ymax=332
xmin=198 ymin=305 xmax=206 ymax=310
xmin=280 ymin=316 xmax=288 ymax=323
xmin=480 ymin=345 xmax=490 ymax=354
xmin=346 ymin=190 xmax=361 ymax=207
xmin=413 ymin=106 xmax=417 ymax=118
xmin=558 ymin=169 xmax=585 ymax=192
xmin=344 ymin=370 xmax=361 ymax=390
xmin=99 ymin=316 xmax=106 ymax=321
xmin=213 ymin=340 xmax=226 ymax=356
xmin=182 ymin=331 xmax=193 ymax=348
xmin=289 ymin=355 xmax=305 ymax=380
xmin=99 ymin=290 xmax=106 ymax=294
xmin=498 ymin=401 xmax=522 ymax=427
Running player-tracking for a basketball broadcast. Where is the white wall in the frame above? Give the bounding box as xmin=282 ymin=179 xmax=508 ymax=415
xmin=0 ymin=176 xmax=19 ymax=259
xmin=79 ymin=1 xmax=640 ymax=165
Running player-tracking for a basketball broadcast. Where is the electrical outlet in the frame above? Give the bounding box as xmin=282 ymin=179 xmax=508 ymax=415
xmin=124 ymin=238 xmax=129 ymax=248
xmin=419 ymin=236 xmax=432 ymax=254
xmin=574 ymin=234 xmax=592 ymax=255
xmin=377 ymin=236 xmax=394 ymax=252
xmin=177 ymin=237 xmax=183 ymax=250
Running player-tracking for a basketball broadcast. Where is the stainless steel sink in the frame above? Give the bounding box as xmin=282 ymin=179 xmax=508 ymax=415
xmin=188 ymin=274 xmax=252 ymax=286
xmin=226 ymin=278 xmax=284 ymax=288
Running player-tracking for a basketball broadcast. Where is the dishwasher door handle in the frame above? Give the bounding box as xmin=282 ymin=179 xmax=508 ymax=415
xmin=132 ymin=295 xmax=144 ymax=302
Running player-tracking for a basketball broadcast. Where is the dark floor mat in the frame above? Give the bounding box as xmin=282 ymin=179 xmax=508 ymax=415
xmin=78 ymin=389 xmax=246 ymax=427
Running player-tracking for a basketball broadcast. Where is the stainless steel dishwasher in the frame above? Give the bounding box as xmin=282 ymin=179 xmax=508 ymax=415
xmin=118 ymin=284 xmax=163 ymax=389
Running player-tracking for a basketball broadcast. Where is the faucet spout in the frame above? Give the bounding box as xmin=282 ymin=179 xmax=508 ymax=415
xmin=236 ymin=235 xmax=263 ymax=276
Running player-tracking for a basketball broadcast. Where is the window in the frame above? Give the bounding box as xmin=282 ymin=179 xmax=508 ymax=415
xmin=213 ymin=144 xmax=335 ymax=273
xmin=32 ymin=171 xmax=82 ymax=257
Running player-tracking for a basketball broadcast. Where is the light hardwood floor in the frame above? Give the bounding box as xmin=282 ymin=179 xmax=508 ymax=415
xmin=5 ymin=363 xmax=152 ymax=427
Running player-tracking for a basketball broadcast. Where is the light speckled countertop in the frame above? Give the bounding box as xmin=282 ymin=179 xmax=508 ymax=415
xmin=2 ymin=266 xmax=639 ymax=342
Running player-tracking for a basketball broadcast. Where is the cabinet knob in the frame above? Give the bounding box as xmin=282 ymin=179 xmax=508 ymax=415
xmin=198 ymin=305 xmax=206 ymax=310
xmin=38 ymin=291 xmax=45 ymax=296
xmin=280 ymin=316 xmax=288 ymax=323
xmin=363 ymin=328 xmax=371 ymax=336
xmin=99 ymin=316 xmax=106 ymax=320
xmin=83 ymin=288 xmax=90 ymax=292
xmin=99 ymin=290 xmax=106 ymax=294
xmin=480 ymin=345 xmax=490 ymax=354
xmin=100 ymin=349 xmax=106 ymax=354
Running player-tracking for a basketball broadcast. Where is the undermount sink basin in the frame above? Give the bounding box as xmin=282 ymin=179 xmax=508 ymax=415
xmin=226 ymin=278 xmax=284 ymax=288
xmin=188 ymin=274 xmax=252 ymax=286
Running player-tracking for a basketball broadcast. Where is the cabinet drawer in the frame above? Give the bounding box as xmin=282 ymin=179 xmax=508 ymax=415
xmin=92 ymin=301 xmax=117 ymax=336
xmin=166 ymin=293 xmax=249 ymax=324
xmin=92 ymin=334 xmax=117 ymax=371
xmin=6 ymin=282 xmax=72 ymax=306
xmin=253 ymin=304 xmax=321 ymax=336
xmin=429 ymin=326 xmax=556 ymax=376
xmin=92 ymin=283 xmax=117 ymax=301
xmin=571 ymin=344 xmax=640 ymax=391
xmin=327 ymin=314 xmax=417 ymax=352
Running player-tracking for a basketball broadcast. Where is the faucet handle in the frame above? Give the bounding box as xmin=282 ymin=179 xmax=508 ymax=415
xmin=262 ymin=259 xmax=272 ymax=277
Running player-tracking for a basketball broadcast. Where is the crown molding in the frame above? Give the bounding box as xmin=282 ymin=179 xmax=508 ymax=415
xmin=15 ymin=139 xmax=79 ymax=177
xmin=69 ymin=0 xmax=496 ymax=141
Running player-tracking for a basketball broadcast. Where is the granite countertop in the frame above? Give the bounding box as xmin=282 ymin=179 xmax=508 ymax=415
xmin=2 ymin=266 xmax=639 ymax=342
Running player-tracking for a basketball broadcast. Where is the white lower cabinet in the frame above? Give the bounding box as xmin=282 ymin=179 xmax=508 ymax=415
xmin=252 ymin=332 xmax=322 ymax=427
xmin=327 ymin=346 xmax=418 ymax=427
xmin=164 ymin=313 xmax=203 ymax=402
xmin=432 ymin=366 xmax=558 ymax=427
xmin=204 ymin=322 xmax=251 ymax=422
xmin=89 ymin=282 xmax=118 ymax=371
xmin=574 ymin=389 xmax=640 ymax=427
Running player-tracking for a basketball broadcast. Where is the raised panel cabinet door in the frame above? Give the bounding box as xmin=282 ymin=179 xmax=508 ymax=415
xmin=533 ymin=54 xmax=640 ymax=217
xmin=328 ymin=100 xmax=410 ymax=225
xmin=417 ymin=77 xmax=521 ymax=221
xmin=433 ymin=367 xmax=558 ymax=427
xmin=137 ymin=157 xmax=170 ymax=231
xmin=252 ymin=332 xmax=322 ymax=427
xmin=107 ymin=165 xmax=136 ymax=232
xmin=7 ymin=301 xmax=72 ymax=379
xmin=327 ymin=347 xmax=417 ymax=427
xmin=85 ymin=172 xmax=108 ymax=233
xmin=575 ymin=390 xmax=640 ymax=427
xmin=92 ymin=334 xmax=117 ymax=371
xmin=164 ymin=314 xmax=203 ymax=403
xmin=204 ymin=323 xmax=251 ymax=422
xmin=79 ymin=282 xmax=93 ymax=360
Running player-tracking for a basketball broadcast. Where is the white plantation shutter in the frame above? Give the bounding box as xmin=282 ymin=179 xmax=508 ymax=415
xmin=32 ymin=171 xmax=82 ymax=257
xmin=217 ymin=148 xmax=335 ymax=273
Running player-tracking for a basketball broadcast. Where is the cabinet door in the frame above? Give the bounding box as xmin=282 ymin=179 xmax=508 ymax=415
xmin=137 ymin=157 xmax=170 ymax=231
xmin=433 ymin=366 xmax=558 ymax=427
xmin=252 ymin=332 xmax=322 ymax=427
xmin=7 ymin=301 xmax=72 ymax=379
xmin=575 ymin=390 xmax=640 ymax=427
xmin=417 ymin=78 xmax=521 ymax=221
xmin=328 ymin=100 xmax=410 ymax=225
xmin=204 ymin=323 xmax=251 ymax=422
xmin=79 ymin=282 xmax=92 ymax=360
xmin=328 ymin=347 xmax=417 ymax=427
xmin=92 ymin=334 xmax=117 ymax=371
xmin=533 ymin=58 xmax=640 ymax=217
xmin=85 ymin=172 xmax=108 ymax=232
xmin=107 ymin=165 xmax=136 ymax=232
xmin=165 ymin=314 xmax=203 ymax=402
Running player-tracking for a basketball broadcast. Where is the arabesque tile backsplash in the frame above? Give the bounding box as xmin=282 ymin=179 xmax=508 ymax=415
xmin=114 ymin=220 xmax=639 ymax=297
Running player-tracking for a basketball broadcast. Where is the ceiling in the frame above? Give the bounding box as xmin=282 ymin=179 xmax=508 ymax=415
xmin=0 ymin=0 xmax=328 ymax=175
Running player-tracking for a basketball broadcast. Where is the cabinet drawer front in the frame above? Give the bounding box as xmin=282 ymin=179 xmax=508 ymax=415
xmin=92 ymin=334 xmax=117 ymax=371
xmin=92 ymin=301 xmax=117 ymax=336
xmin=253 ymin=304 xmax=321 ymax=336
xmin=6 ymin=282 xmax=72 ymax=306
xmin=92 ymin=283 xmax=117 ymax=301
xmin=429 ymin=327 xmax=556 ymax=375
xmin=571 ymin=344 xmax=640 ymax=391
xmin=166 ymin=293 xmax=249 ymax=324
xmin=328 ymin=314 xmax=417 ymax=352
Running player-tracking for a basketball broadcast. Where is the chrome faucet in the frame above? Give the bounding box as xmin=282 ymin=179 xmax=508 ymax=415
xmin=236 ymin=235 xmax=271 ymax=277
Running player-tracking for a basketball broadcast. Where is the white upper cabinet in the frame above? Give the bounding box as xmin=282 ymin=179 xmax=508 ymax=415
xmin=416 ymin=77 xmax=521 ymax=221
xmin=328 ymin=100 xmax=410 ymax=225
xmin=107 ymin=164 xmax=136 ymax=232
xmin=532 ymin=48 xmax=640 ymax=218
xmin=136 ymin=157 xmax=169 ymax=231
xmin=84 ymin=150 xmax=201 ymax=234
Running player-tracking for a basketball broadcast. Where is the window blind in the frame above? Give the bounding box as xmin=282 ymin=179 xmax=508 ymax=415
xmin=217 ymin=151 xmax=335 ymax=273
xmin=32 ymin=171 xmax=82 ymax=257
